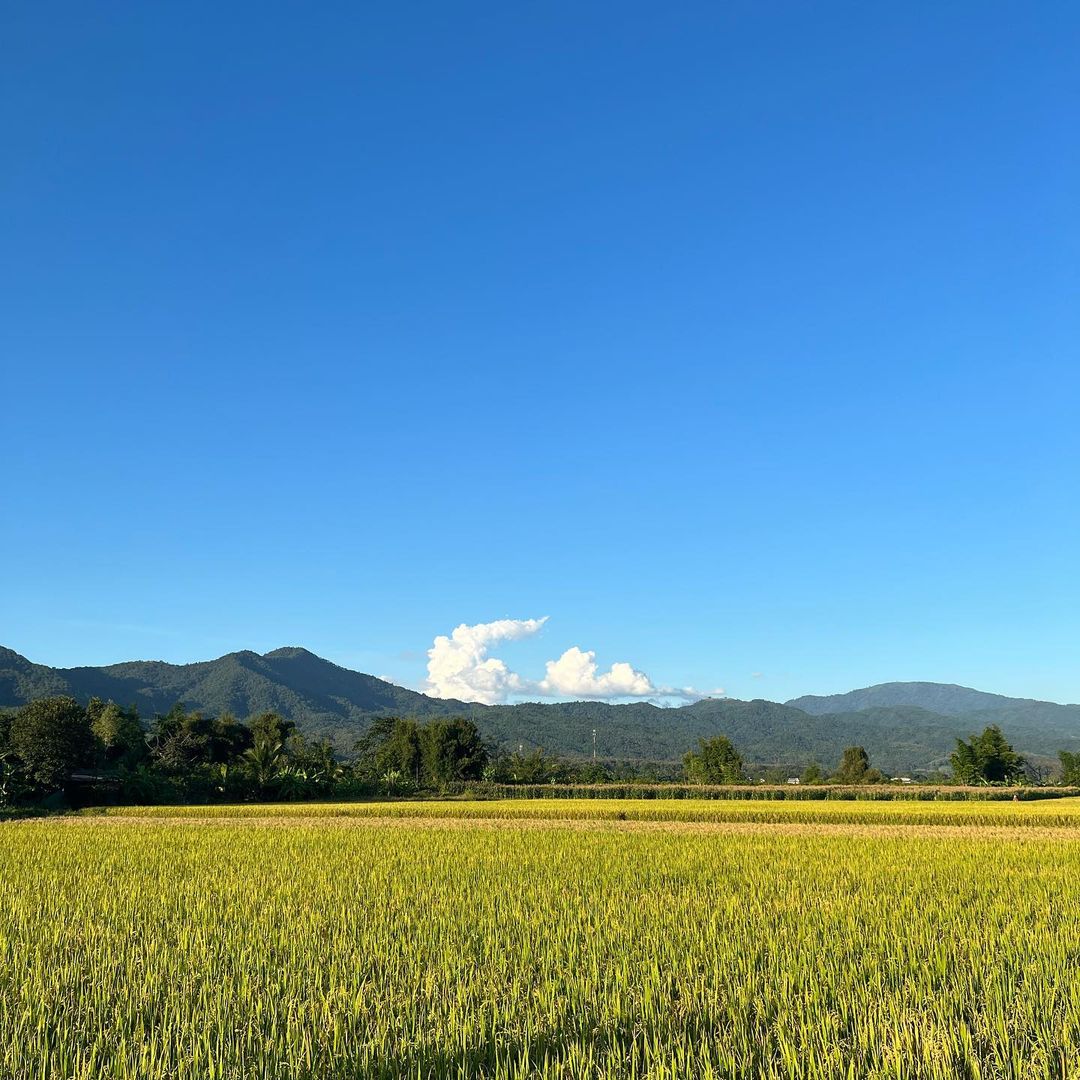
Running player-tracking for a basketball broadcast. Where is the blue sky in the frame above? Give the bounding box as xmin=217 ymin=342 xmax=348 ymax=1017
xmin=3 ymin=1 xmax=1078 ymax=704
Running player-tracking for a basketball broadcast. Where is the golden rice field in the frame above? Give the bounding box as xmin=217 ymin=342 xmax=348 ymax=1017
xmin=90 ymin=793 xmax=1080 ymax=827
xmin=4 ymin=800 xmax=1080 ymax=1079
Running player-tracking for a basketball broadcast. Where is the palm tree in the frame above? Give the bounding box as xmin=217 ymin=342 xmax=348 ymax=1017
xmin=242 ymin=739 xmax=283 ymax=797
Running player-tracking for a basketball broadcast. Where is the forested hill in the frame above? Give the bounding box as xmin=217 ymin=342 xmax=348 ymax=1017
xmin=787 ymin=681 xmax=1072 ymax=717
xmin=2 ymin=646 xmax=1079 ymax=773
xmin=0 ymin=645 xmax=469 ymax=726
xmin=787 ymin=683 xmax=1080 ymax=755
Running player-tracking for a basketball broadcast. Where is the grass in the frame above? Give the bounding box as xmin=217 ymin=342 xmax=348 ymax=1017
xmin=4 ymin=800 xmax=1080 ymax=1078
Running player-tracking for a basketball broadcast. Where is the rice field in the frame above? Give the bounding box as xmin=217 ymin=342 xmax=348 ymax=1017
xmin=4 ymin=800 xmax=1080 ymax=1079
xmin=89 ymin=793 xmax=1080 ymax=828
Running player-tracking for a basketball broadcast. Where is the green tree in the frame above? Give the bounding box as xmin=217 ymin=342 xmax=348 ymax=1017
xmin=242 ymin=738 xmax=284 ymax=796
xmin=208 ymin=713 xmax=253 ymax=763
xmin=683 ymin=736 xmax=744 ymax=784
xmin=574 ymin=761 xmax=611 ymax=784
xmin=1060 ymin=750 xmax=1080 ymax=786
xmin=420 ymin=717 xmax=488 ymax=785
xmin=494 ymin=747 xmax=567 ymax=784
xmin=801 ymin=762 xmax=825 ymax=785
xmin=353 ymin=716 xmax=400 ymax=780
xmin=0 ymin=755 xmax=32 ymax=806
xmin=950 ymin=739 xmax=978 ymax=785
xmin=248 ymin=712 xmax=295 ymax=748
xmin=833 ymin=746 xmax=872 ymax=784
xmin=146 ymin=706 xmax=211 ymax=773
xmin=9 ymin=697 xmax=96 ymax=791
xmin=87 ymin=699 xmax=145 ymax=764
xmin=147 ymin=706 xmax=253 ymax=774
xmin=379 ymin=719 xmax=424 ymax=785
xmin=282 ymin=734 xmax=341 ymax=795
xmin=0 ymin=709 xmax=32 ymax=806
xmin=951 ymin=726 xmax=1026 ymax=784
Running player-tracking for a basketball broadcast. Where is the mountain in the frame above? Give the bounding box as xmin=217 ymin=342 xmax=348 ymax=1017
xmin=2 ymin=647 xmax=1079 ymax=773
xmin=787 ymin=682 xmax=1080 ymax=764
xmin=787 ymin=682 xmax=1062 ymax=716
xmin=0 ymin=646 xmax=468 ymax=740
xmin=476 ymin=698 xmax=980 ymax=774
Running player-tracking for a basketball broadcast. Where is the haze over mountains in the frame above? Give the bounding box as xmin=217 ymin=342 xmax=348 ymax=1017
xmin=2 ymin=646 xmax=1078 ymax=774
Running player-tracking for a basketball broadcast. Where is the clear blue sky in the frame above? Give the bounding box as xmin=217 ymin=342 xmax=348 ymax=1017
xmin=3 ymin=1 xmax=1078 ymax=704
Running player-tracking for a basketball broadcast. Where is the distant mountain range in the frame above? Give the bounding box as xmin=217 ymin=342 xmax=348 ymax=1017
xmin=2 ymin=646 xmax=1078 ymax=774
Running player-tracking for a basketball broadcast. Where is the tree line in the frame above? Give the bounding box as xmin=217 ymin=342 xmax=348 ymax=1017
xmin=0 ymin=698 xmax=495 ymax=807
xmin=684 ymin=723 xmax=1059 ymax=787
xmin=1 ymin=696 xmax=1076 ymax=809
xmin=0 ymin=698 xmax=645 ymax=807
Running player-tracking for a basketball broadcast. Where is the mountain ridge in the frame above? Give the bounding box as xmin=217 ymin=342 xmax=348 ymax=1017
xmin=3 ymin=646 xmax=1079 ymax=773
xmin=787 ymin=681 xmax=1078 ymax=716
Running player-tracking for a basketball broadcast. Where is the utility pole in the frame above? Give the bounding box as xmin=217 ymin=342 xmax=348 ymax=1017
xmin=592 ymin=728 xmax=597 ymax=761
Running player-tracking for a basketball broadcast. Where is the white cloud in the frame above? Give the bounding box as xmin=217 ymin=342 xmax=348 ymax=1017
xmin=539 ymin=646 xmax=655 ymax=698
xmin=425 ymin=618 xmax=548 ymax=705
xmin=424 ymin=617 xmax=693 ymax=704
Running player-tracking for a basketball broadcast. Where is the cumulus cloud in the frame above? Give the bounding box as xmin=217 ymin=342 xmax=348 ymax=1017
xmin=538 ymin=646 xmax=655 ymax=698
xmin=425 ymin=617 xmax=691 ymax=704
xmin=425 ymin=618 xmax=548 ymax=705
